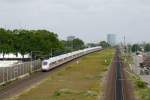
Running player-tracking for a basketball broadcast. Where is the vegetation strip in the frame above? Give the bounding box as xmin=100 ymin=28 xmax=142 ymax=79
xmin=12 ymin=49 xmax=114 ymax=100
xmin=124 ymin=53 xmax=150 ymax=100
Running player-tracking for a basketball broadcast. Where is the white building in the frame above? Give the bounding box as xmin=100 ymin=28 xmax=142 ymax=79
xmin=107 ymin=34 xmax=116 ymax=46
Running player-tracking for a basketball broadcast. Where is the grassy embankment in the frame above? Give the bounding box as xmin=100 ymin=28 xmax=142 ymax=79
xmin=13 ymin=48 xmax=115 ymax=100
xmin=123 ymin=53 xmax=150 ymax=100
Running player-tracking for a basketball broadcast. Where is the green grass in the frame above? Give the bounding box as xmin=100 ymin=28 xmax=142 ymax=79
xmin=13 ymin=49 xmax=115 ymax=100
xmin=132 ymin=77 xmax=150 ymax=100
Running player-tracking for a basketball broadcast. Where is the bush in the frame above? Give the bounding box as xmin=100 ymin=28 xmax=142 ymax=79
xmin=136 ymin=80 xmax=146 ymax=88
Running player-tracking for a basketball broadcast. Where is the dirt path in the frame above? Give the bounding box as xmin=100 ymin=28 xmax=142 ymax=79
xmin=0 ymin=71 xmax=50 ymax=100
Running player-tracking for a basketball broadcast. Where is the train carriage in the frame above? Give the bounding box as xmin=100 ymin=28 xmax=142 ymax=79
xmin=42 ymin=46 xmax=102 ymax=71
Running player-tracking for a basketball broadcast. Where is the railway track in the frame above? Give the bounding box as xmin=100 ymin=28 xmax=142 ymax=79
xmin=115 ymin=50 xmax=124 ymax=100
xmin=104 ymin=48 xmax=134 ymax=100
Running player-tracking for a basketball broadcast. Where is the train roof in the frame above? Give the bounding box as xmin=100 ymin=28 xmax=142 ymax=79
xmin=44 ymin=46 xmax=101 ymax=63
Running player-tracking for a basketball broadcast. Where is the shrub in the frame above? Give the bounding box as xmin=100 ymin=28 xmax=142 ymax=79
xmin=136 ymin=80 xmax=146 ymax=88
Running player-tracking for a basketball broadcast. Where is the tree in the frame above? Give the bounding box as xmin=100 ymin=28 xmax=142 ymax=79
xmin=60 ymin=38 xmax=85 ymax=52
xmin=72 ymin=38 xmax=85 ymax=50
xmin=14 ymin=30 xmax=33 ymax=58
xmin=32 ymin=30 xmax=62 ymax=56
xmin=0 ymin=28 xmax=85 ymax=59
xmin=99 ymin=41 xmax=110 ymax=48
xmin=144 ymin=43 xmax=150 ymax=52
xmin=131 ymin=44 xmax=141 ymax=52
xmin=0 ymin=28 xmax=14 ymax=58
xmin=60 ymin=40 xmax=72 ymax=53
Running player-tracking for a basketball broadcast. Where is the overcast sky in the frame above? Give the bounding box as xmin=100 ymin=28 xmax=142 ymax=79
xmin=0 ymin=0 xmax=150 ymax=43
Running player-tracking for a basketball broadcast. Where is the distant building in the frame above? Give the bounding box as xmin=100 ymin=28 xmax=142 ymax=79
xmin=107 ymin=34 xmax=116 ymax=46
xmin=67 ymin=36 xmax=75 ymax=41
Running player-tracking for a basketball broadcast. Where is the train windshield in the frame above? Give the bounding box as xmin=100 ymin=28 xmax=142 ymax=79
xmin=43 ymin=61 xmax=48 ymax=65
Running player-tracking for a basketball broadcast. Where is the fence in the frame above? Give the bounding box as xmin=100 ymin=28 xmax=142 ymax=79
xmin=0 ymin=60 xmax=42 ymax=85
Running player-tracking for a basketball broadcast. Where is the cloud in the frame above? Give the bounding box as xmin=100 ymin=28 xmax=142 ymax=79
xmin=0 ymin=0 xmax=150 ymax=43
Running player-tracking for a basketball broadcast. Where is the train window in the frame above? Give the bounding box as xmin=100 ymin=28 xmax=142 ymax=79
xmin=43 ymin=62 xmax=48 ymax=65
xmin=52 ymin=62 xmax=56 ymax=64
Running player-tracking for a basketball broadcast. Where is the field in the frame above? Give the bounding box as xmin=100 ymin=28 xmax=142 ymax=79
xmin=13 ymin=49 xmax=115 ymax=100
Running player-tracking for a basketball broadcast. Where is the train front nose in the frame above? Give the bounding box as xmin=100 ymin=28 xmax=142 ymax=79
xmin=42 ymin=61 xmax=49 ymax=71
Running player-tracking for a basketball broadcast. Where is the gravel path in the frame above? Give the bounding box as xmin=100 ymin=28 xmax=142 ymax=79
xmin=0 ymin=71 xmax=51 ymax=100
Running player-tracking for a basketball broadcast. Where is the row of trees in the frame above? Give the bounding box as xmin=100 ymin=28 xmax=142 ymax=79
xmin=61 ymin=38 xmax=85 ymax=52
xmin=0 ymin=28 xmax=85 ymax=59
xmin=87 ymin=41 xmax=111 ymax=48
xmin=0 ymin=28 xmax=113 ymax=59
xmin=126 ymin=43 xmax=150 ymax=53
xmin=99 ymin=41 xmax=111 ymax=48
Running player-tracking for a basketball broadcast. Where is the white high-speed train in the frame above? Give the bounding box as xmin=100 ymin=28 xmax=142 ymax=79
xmin=42 ymin=46 xmax=102 ymax=71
